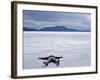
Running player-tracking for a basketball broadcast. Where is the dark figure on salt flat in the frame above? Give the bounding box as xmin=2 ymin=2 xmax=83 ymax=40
xmin=39 ymin=55 xmax=63 ymax=67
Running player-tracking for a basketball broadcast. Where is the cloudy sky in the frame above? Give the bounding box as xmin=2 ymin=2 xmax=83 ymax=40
xmin=23 ymin=10 xmax=91 ymax=30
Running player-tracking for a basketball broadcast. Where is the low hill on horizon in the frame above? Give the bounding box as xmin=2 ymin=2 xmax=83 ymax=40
xmin=23 ymin=26 xmax=90 ymax=32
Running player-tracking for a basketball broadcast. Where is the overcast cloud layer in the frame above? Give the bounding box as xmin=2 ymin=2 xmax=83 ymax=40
xmin=23 ymin=10 xmax=91 ymax=30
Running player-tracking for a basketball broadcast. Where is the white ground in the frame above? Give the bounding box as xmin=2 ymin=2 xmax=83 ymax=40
xmin=23 ymin=32 xmax=91 ymax=69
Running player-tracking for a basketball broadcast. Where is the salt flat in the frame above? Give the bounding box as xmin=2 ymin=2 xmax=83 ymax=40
xmin=23 ymin=32 xmax=91 ymax=69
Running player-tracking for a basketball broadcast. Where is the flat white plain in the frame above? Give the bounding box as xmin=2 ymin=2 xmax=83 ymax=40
xmin=23 ymin=32 xmax=91 ymax=69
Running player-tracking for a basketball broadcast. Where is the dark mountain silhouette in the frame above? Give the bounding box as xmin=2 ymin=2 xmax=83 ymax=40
xmin=23 ymin=26 xmax=90 ymax=32
xmin=40 ymin=26 xmax=78 ymax=31
xmin=23 ymin=27 xmax=38 ymax=31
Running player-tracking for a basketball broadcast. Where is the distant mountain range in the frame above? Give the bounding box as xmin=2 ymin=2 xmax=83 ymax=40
xmin=23 ymin=26 xmax=90 ymax=32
